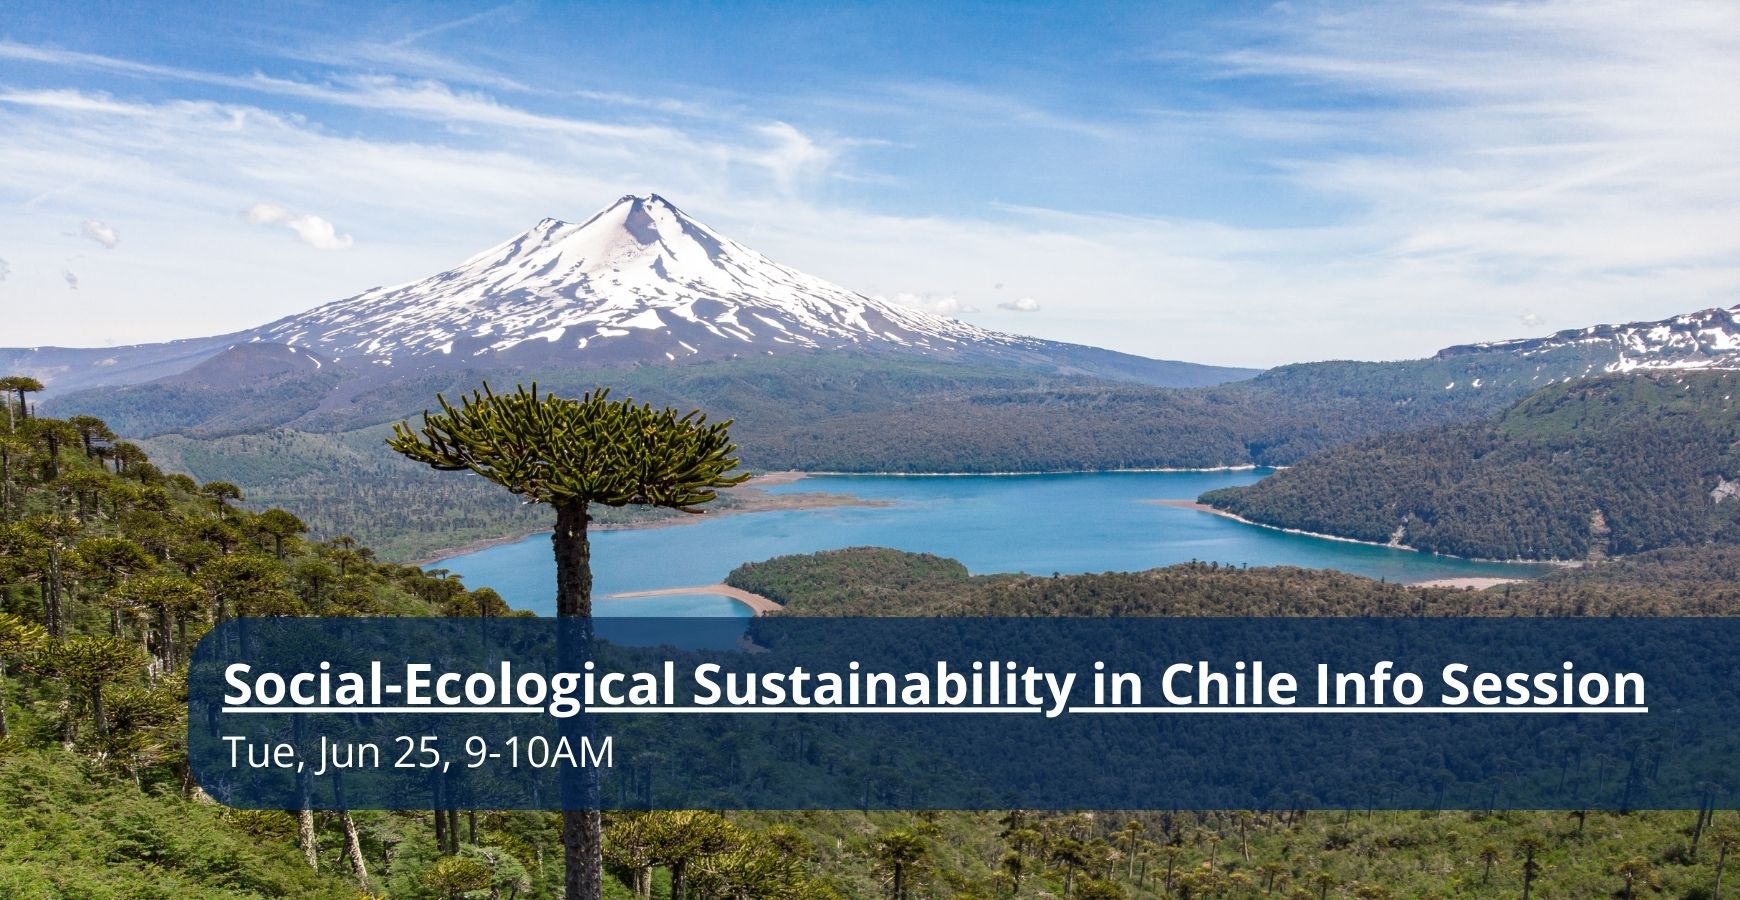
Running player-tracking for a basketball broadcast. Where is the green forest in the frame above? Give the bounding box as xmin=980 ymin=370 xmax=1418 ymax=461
xmin=1201 ymin=371 xmax=1740 ymax=561
xmin=0 ymin=391 xmax=851 ymax=898
xmin=13 ymin=379 xmax=1740 ymax=898
xmin=47 ymin=343 xmax=1594 ymax=562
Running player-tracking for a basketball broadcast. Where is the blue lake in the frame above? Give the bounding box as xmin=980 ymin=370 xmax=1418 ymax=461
xmin=433 ymin=471 xmax=1551 ymax=617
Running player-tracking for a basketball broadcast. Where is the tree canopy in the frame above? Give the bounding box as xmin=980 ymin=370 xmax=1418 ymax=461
xmin=389 ymin=383 xmax=746 ymax=513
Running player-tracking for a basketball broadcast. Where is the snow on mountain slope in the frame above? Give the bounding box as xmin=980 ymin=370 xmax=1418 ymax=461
xmin=1438 ymin=304 xmax=1740 ymax=372
xmin=250 ymin=194 xmax=1033 ymax=366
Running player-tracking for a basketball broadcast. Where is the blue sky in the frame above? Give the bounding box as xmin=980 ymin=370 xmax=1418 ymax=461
xmin=1 ymin=1 xmax=1736 ymax=366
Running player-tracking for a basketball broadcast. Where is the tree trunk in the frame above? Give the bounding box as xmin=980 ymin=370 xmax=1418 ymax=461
xmin=336 ymin=773 xmax=369 ymax=885
xmin=154 ymin=605 xmax=173 ymax=674
xmin=664 ymin=856 xmax=685 ymax=898
xmin=563 ymin=811 xmax=604 ymax=900
xmin=554 ymin=502 xmax=602 ymax=900
xmin=1716 ymin=847 xmax=1727 ymax=900
xmin=0 ymin=661 xmax=9 ymax=739
xmin=41 ymin=566 xmax=62 ymax=639
xmin=298 ymin=808 xmax=318 ymax=871
xmin=341 ymin=811 xmax=368 ymax=880
xmin=553 ymin=503 xmax=593 ymax=618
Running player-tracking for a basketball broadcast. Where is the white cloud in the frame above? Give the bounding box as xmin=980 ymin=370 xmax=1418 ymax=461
xmin=244 ymin=203 xmax=355 ymax=250
xmin=881 ymin=293 xmax=979 ymax=316
xmin=751 ymin=122 xmax=840 ymax=194
xmin=79 ymin=218 xmax=119 ymax=249
xmin=0 ymin=257 xmax=9 ymax=281
xmin=997 ymin=296 xmax=1041 ymax=312
xmin=0 ymin=6 xmax=1736 ymax=366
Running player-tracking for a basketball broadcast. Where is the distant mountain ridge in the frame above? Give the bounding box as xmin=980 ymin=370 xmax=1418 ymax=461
xmin=3 ymin=193 xmax=1253 ymax=396
xmin=1438 ymin=304 xmax=1740 ymax=373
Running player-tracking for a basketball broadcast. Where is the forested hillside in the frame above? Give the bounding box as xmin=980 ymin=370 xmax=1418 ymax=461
xmin=53 ymin=347 xmax=1555 ymax=560
xmin=727 ymin=545 xmax=1740 ymax=619
xmin=0 ymin=391 xmax=852 ymax=898
xmin=12 ymin=376 xmax=1740 ymax=899
xmin=1200 ymin=371 xmax=1740 ymax=561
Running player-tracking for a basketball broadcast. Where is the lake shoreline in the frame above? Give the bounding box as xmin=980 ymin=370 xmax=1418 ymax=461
xmin=1145 ymin=499 xmax=1580 ymax=572
xmin=435 ymin=472 xmax=1555 ymax=612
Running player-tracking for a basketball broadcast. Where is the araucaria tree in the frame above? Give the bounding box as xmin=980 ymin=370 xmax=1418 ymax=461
xmin=387 ymin=383 xmax=746 ymax=900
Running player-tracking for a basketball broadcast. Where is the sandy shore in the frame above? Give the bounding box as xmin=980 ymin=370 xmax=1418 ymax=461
xmin=1141 ymin=497 xmax=1399 ymax=549
xmin=1146 ymin=499 xmax=1224 ymax=515
xmin=605 ymin=584 xmax=783 ymax=616
xmin=746 ymin=470 xmax=810 ymax=486
xmin=1408 ymin=576 xmax=1527 ymax=590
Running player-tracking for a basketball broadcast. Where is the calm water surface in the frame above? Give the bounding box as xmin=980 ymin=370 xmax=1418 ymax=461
xmin=433 ymin=471 xmax=1550 ymax=617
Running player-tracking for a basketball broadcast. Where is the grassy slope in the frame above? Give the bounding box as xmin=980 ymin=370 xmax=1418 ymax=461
xmin=0 ymin=753 xmax=359 ymax=899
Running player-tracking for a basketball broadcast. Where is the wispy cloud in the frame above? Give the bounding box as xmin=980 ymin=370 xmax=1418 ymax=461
xmin=62 ymin=268 xmax=78 ymax=290
xmin=1209 ymin=1 xmax=1740 ymax=277
xmin=244 ymin=203 xmax=354 ymax=250
xmin=0 ymin=4 xmax=1735 ymax=366
xmin=882 ymin=293 xmax=979 ymax=316
xmin=78 ymin=218 xmax=119 ymax=249
xmin=997 ymin=297 xmax=1040 ymax=312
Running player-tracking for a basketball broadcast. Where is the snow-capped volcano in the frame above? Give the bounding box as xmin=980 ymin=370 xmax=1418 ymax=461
xmin=251 ymin=194 xmax=1030 ymax=366
xmin=4 ymin=195 xmax=1255 ymax=396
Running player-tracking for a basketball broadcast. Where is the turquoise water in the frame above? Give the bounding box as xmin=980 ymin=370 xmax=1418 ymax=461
xmin=433 ymin=471 xmax=1551 ymax=617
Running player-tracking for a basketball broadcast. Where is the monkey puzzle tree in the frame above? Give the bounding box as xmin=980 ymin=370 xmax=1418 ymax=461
xmin=0 ymin=433 xmax=33 ymax=520
xmin=110 ymin=441 xmax=147 ymax=475
xmin=26 ymin=418 xmax=80 ymax=479
xmin=66 ymin=415 xmax=115 ymax=459
xmin=872 ymin=829 xmax=930 ymax=900
xmin=40 ymin=633 xmax=146 ymax=740
xmin=1518 ymin=835 xmax=1546 ymax=900
xmin=200 ymin=481 xmax=243 ymax=514
xmin=643 ymin=810 xmax=740 ymax=900
xmin=254 ymin=508 xmax=308 ymax=560
xmin=1713 ymin=828 xmax=1740 ymax=900
xmin=0 ymin=611 xmax=47 ymax=738
xmin=114 ymin=572 xmax=206 ymax=670
xmin=388 ymin=383 xmax=745 ymax=900
xmin=0 ymin=375 xmax=43 ymax=426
